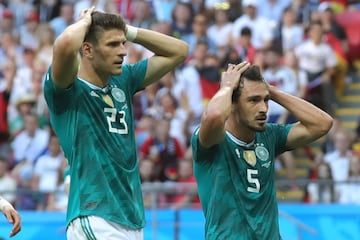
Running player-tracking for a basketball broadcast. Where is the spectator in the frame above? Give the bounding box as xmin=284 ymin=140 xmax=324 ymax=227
xmin=135 ymin=107 xmax=158 ymax=150
xmin=182 ymin=12 xmax=216 ymax=56
xmin=322 ymin=128 xmax=353 ymax=197
xmin=9 ymin=93 xmax=37 ymax=136
xmin=49 ymin=3 xmax=74 ymax=38
xmin=169 ymin=148 xmax=199 ymax=210
xmin=35 ymin=0 xmax=62 ymax=22
xmin=0 ymin=31 xmax=23 ymax=73
xmin=114 ymin=0 xmax=136 ymax=21
xmin=12 ymin=157 xmax=36 ymax=210
xmin=294 ymin=20 xmax=337 ymax=115
xmin=232 ymin=0 xmax=274 ymax=50
xmin=19 ymin=11 xmax=40 ymax=51
xmin=152 ymin=0 xmax=177 ymax=23
xmin=133 ymin=81 xmax=162 ymax=123
xmin=11 ymin=113 xmax=49 ymax=165
xmin=0 ymin=156 xmax=17 ymax=205
xmin=139 ymin=113 xmax=184 ymax=182
xmin=0 ymin=9 xmax=19 ymax=39
xmin=338 ymin=155 xmax=360 ymax=204
xmin=283 ymin=49 xmax=308 ymax=100
xmin=31 ymin=134 xmax=64 ymax=210
xmin=310 ymin=116 xmax=343 ymax=181
xmin=8 ymin=47 xmax=38 ymax=124
xmin=318 ymin=3 xmax=349 ymax=99
xmin=232 ymin=26 xmax=256 ymax=64
xmin=0 ymin=53 xmax=15 ymax=159
xmin=216 ymin=0 xmax=242 ymax=22
xmin=275 ymin=7 xmax=304 ymax=52
xmin=154 ymin=87 xmax=188 ymax=148
xmin=186 ymin=40 xmax=220 ymax=106
xmin=131 ymin=0 xmax=157 ymax=29
xmin=30 ymin=58 xmax=49 ymax=120
xmin=289 ymin=0 xmax=317 ymax=28
xmin=35 ymin=23 xmax=55 ymax=69
xmin=173 ymin=44 xmax=207 ymax=137
xmin=307 ymin=161 xmax=335 ymax=203
xmin=257 ymin=0 xmax=291 ymax=24
xmin=252 ymin=48 xmax=267 ymax=72
xmin=45 ymin=158 xmax=69 ymax=212
xmin=318 ymin=2 xmax=348 ymax=55
xmin=191 ymin=0 xmax=205 ymax=14
xmin=207 ymin=4 xmax=233 ymax=59
xmin=8 ymin=0 xmax=34 ymax=29
xmin=139 ymin=159 xmax=156 ymax=208
xmin=171 ymin=1 xmax=193 ymax=39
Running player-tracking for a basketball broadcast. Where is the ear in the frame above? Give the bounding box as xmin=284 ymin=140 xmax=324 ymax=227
xmin=82 ymin=42 xmax=93 ymax=58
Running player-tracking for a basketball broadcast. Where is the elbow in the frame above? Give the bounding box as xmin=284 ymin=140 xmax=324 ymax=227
xmin=175 ymin=41 xmax=189 ymax=64
xmin=318 ymin=114 xmax=334 ymax=137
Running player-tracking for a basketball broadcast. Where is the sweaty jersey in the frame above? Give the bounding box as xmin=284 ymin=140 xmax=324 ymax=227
xmin=191 ymin=123 xmax=293 ymax=240
xmin=44 ymin=60 xmax=148 ymax=230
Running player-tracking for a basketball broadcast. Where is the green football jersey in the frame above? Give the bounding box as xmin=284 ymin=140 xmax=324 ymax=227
xmin=44 ymin=60 xmax=148 ymax=229
xmin=191 ymin=123 xmax=293 ymax=240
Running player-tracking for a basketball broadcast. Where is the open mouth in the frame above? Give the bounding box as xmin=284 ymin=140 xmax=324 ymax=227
xmin=256 ymin=116 xmax=267 ymax=123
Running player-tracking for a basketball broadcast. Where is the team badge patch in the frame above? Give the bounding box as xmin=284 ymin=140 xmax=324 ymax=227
xmin=255 ymin=146 xmax=269 ymax=161
xmin=111 ymin=87 xmax=125 ymax=102
xmin=243 ymin=150 xmax=256 ymax=166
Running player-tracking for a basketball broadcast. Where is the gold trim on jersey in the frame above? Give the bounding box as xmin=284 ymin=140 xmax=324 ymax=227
xmin=243 ymin=150 xmax=256 ymax=166
xmin=102 ymin=94 xmax=114 ymax=107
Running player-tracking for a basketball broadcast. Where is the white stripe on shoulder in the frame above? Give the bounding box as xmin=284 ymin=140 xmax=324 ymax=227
xmin=194 ymin=128 xmax=200 ymax=135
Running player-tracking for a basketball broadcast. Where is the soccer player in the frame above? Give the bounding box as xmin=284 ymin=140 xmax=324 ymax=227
xmin=44 ymin=7 xmax=188 ymax=240
xmin=0 ymin=196 xmax=21 ymax=237
xmin=191 ymin=62 xmax=333 ymax=239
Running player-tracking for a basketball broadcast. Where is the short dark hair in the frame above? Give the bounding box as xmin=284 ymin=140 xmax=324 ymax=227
xmin=232 ymin=65 xmax=265 ymax=103
xmin=240 ymin=27 xmax=252 ymax=37
xmin=84 ymin=12 xmax=127 ymax=44
xmin=266 ymin=44 xmax=283 ymax=56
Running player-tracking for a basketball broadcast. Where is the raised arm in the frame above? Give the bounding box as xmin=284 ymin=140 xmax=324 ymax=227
xmin=269 ymin=86 xmax=333 ymax=149
xmin=129 ymin=26 xmax=188 ymax=88
xmin=51 ymin=7 xmax=95 ymax=89
xmin=199 ymin=62 xmax=250 ymax=148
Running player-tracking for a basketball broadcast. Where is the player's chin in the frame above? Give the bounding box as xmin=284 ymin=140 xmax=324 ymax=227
xmin=252 ymin=123 xmax=266 ymax=132
xmin=112 ymin=68 xmax=123 ymax=75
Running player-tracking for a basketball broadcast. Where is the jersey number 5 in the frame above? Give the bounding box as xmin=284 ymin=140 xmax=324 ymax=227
xmin=247 ymin=169 xmax=260 ymax=193
xmin=104 ymin=107 xmax=128 ymax=134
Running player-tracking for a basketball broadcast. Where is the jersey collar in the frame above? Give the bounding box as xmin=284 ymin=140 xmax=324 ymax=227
xmin=226 ymin=131 xmax=255 ymax=148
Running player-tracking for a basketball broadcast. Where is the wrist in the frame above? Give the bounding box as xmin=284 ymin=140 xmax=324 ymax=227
xmin=0 ymin=198 xmax=11 ymax=211
xmin=126 ymin=25 xmax=138 ymax=42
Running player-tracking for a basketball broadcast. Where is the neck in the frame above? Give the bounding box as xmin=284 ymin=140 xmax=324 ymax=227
xmin=78 ymin=64 xmax=108 ymax=88
xmin=225 ymin=117 xmax=256 ymax=143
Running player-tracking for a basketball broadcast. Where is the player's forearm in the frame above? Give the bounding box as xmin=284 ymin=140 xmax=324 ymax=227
xmin=270 ymin=86 xmax=333 ymax=134
xmin=198 ymin=87 xmax=232 ymax=147
xmin=54 ymin=19 xmax=90 ymax=58
xmin=205 ymin=87 xmax=233 ymax=124
xmin=132 ymin=27 xmax=188 ymax=63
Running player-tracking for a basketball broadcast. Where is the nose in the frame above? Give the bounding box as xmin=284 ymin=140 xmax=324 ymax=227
xmin=118 ymin=44 xmax=127 ymax=56
xmin=259 ymin=100 xmax=268 ymax=113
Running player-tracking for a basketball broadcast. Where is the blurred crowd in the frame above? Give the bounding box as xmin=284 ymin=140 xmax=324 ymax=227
xmin=0 ymin=0 xmax=360 ymax=212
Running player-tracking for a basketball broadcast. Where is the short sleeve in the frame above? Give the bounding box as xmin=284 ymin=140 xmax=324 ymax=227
xmin=43 ymin=66 xmax=77 ymax=114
